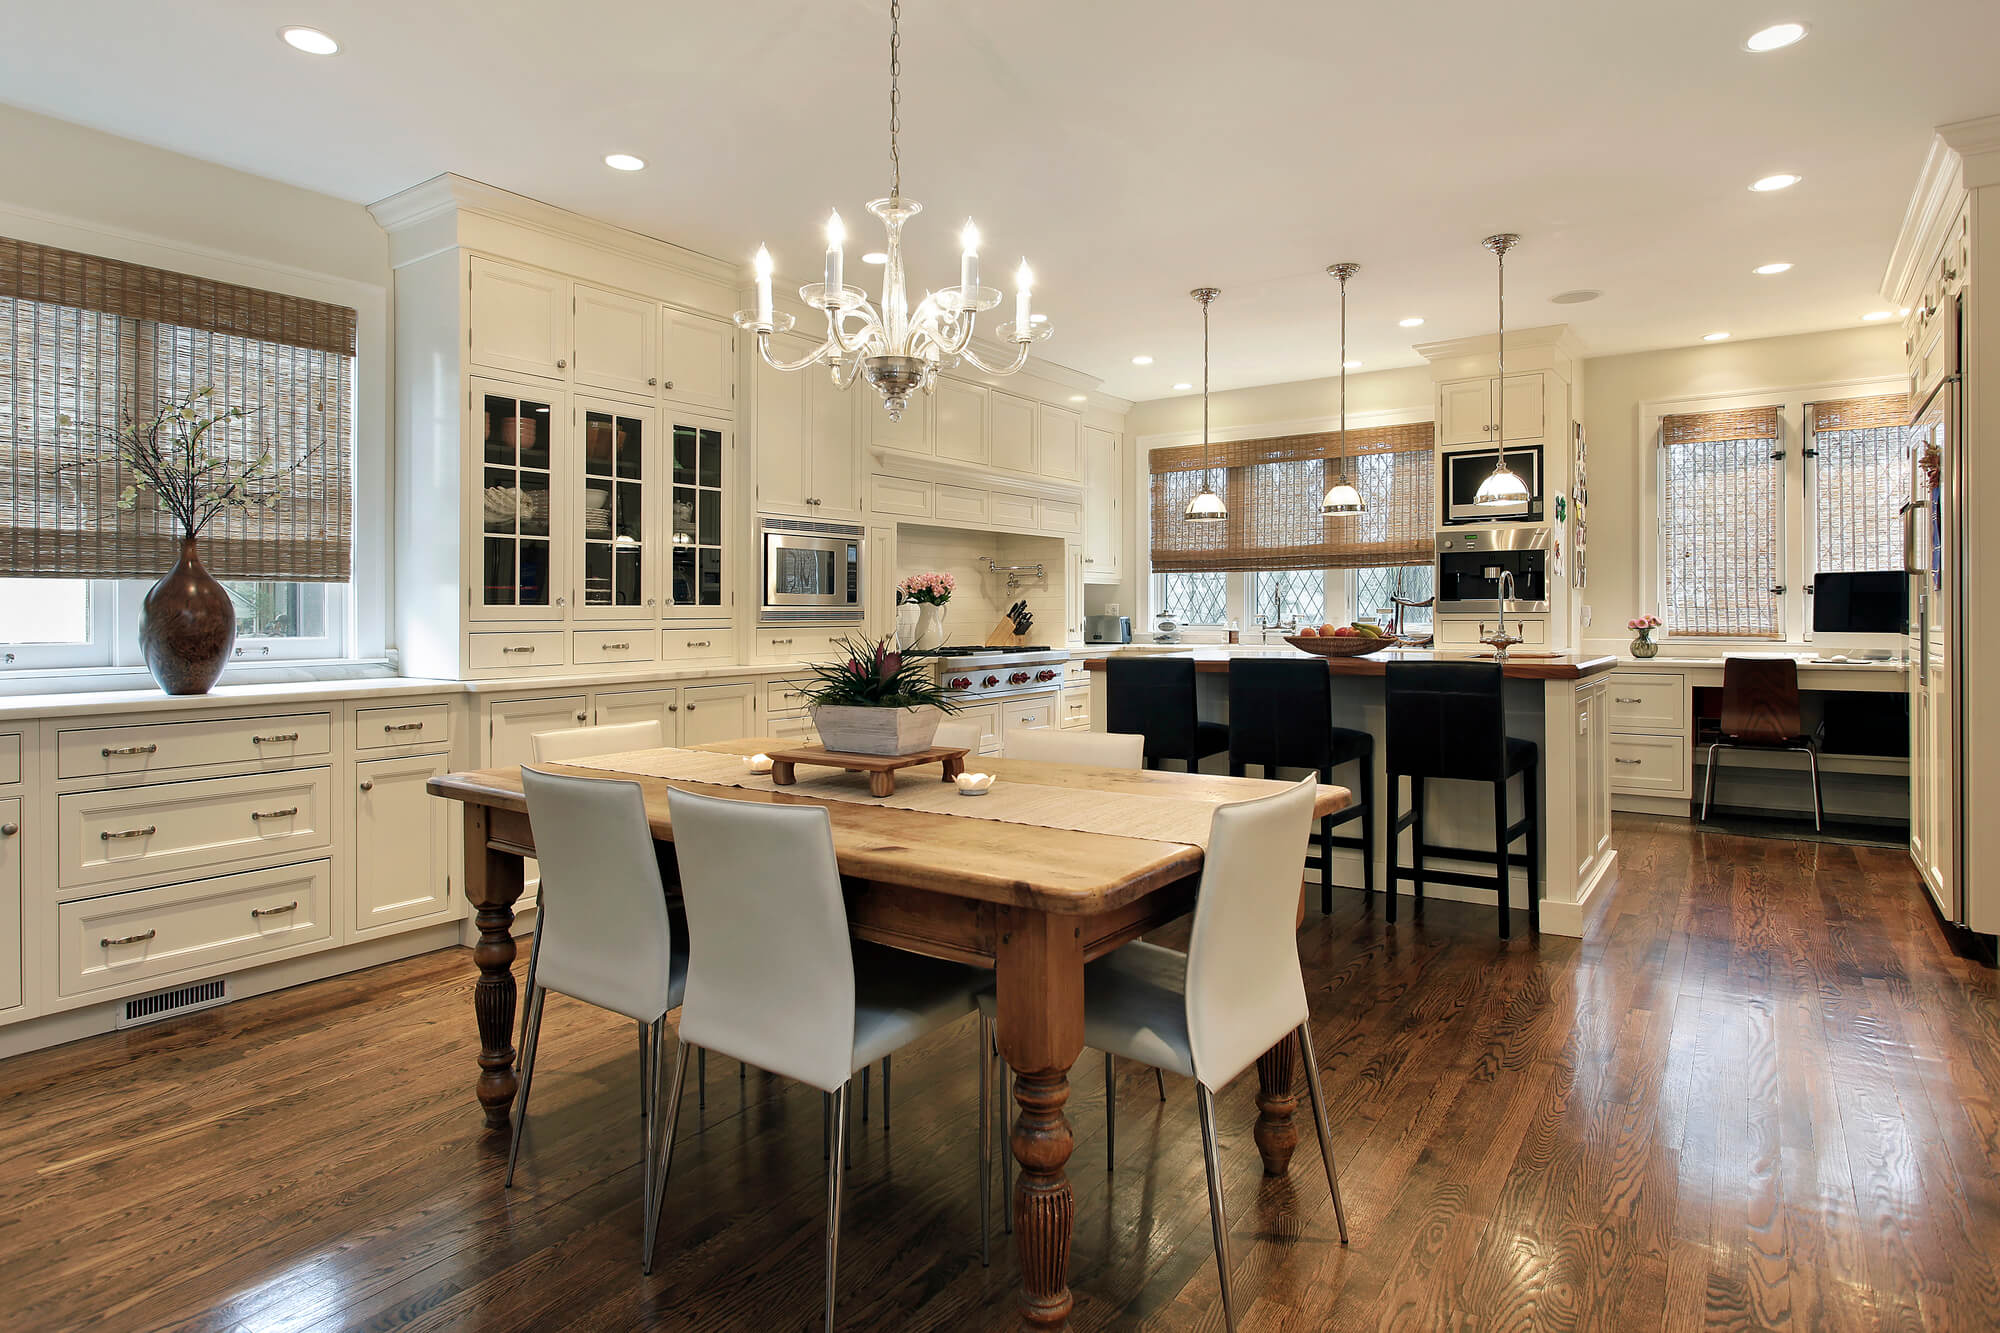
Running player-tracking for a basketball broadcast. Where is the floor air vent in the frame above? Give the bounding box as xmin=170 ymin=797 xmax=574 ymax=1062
xmin=117 ymin=978 xmax=230 ymax=1028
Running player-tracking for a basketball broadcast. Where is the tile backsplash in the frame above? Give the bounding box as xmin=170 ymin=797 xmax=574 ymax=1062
xmin=894 ymin=525 xmax=1064 ymax=646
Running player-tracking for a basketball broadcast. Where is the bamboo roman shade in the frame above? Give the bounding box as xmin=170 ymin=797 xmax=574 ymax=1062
xmin=1149 ymin=423 xmax=1434 ymax=573
xmin=1 ymin=237 xmax=356 ymax=582
xmin=1809 ymin=393 xmax=1909 ymax=574
xmin=1658 ymin=405 xmax=1782 ymax=637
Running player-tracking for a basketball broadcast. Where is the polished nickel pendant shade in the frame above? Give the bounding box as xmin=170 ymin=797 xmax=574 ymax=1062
xmin=1320 ymin=262 xmax=1365 ymax=517
xmin=1183 ymin=287 xmax=1227 ymax=524
xmin=1474 ymin=232 xmax=1532 ymax=509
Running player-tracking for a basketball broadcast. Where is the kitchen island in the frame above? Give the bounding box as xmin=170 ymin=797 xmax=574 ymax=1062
xmin=1085 ymin=647 xmax=1620 ymax=936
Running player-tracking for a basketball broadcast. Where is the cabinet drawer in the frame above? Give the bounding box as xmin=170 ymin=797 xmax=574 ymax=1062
xmin=870 ymin=473 xmax=932 ymax=518
xmin=766 ymin=680 xmax=814 ymax=714
xmin=1610 ymin=733 xmax=1687 ymax=795
xmin=58 ymin=768 xmax=334 ymax=893
xmin=0 ymin=733 xmax=18 ymax=785
xmin=1608 ymin=672 xmax=1685 ymax=732
xmin=954 ymin=701 xmax=1002 ymax=754
xmin=934 ymin=484 xmax=988 ymax=524
xmin=1061 ymin=689 xmax=1090 ymax=729
xmin=58 ymin=713 xmax=332 ymax=780
xmin=573 ymin=630 xmax=659 ymax=666
xmin=755 ymin=628 xmax=853 ymax=662
xmin=1002 ymin=695 xmax=1057 ymax=736
xmin=991 ymin=492 xmax=1037 ymax=528
xmin=1038 ymin=500 xmax=1082 ymax=535
xmin=1063 ymin=658 xmax=1089 ymax=684
xmin=769 ymin=710 xmax=818 ymax=743
xmin=662 ymin=628 xmax=732 ymax=663
xmin=354 ymin=704 xmax=452 ymax=751
xmin=57 ymin=859 xmax=333 ymax=999
xmin=470 ymin=631 xmax=567 ymax=671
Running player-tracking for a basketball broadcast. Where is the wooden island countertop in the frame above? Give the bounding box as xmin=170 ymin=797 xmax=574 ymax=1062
xmin=1082 ymin=646 xmax=1619 ymax=681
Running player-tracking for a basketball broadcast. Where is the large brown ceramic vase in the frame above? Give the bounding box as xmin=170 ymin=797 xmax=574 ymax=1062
xmin=140 ymin=537 xmax=236 ymax=694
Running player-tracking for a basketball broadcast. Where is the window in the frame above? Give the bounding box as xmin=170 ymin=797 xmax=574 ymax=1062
xmin=1352 ymin=563 xmax=1434 ymax=632
xmin=1808 ymin=395 xmax=1909 ymax=575
xmin=1251 ymin=570 xmax=1327 ymax=628
xmin=1161 ymin=571 xmax=1227 ymax=626
xmin=1659 ymin=405 xmax=1784 ymax=637
xmin=0 ymin=236 xmax=357 ymax=671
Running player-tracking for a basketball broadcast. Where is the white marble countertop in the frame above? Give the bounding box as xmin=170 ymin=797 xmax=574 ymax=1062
xmin=1611 ymin=653 xmax=1908 ymax=673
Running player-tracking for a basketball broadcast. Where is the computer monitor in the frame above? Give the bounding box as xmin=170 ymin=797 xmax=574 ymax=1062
xmin=1812 ymin=570 xmax=1907 ymax=635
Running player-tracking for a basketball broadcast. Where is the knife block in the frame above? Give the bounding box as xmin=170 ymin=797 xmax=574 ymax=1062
xmin=983 ymin=616 xmax=1032 ymax=648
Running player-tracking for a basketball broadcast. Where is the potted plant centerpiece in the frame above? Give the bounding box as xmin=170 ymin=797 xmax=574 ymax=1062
xmin=1627 ymin=615 xmax=1663 ymax=658
xmin=897 ymin=571 xmax=955 ymax=651
xmin=804 ymin=635 xmax=959 ymax=755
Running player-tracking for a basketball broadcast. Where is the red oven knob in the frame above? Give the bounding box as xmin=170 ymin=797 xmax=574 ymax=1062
xmin=949 ymin=677 xmax=972 ymax=690
xmin=1008 ymin=671 xmax=1031 ymax=685
xmin=1034 ymin=669 xmax=1058 ymax=682
xmin=982 ymin=675 xmax=1000 ymax=688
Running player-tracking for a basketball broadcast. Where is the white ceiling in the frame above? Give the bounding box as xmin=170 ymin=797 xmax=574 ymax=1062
xmin=2 ymin=0 xmax=1993 ymax=400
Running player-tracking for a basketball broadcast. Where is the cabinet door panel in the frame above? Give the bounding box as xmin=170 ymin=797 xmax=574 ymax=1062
xmin=573 ymin=284 xmax=657 ymax=397
xmin=473 ymin=382 xmax=564 ymax=621
xmin=679 ymin=683 xmax=756 ymax=747
xmin=1083 ymin=427 xmax=1121 ymax=578
xmin=1066 ymin=541 xmax=1085 ymax=644
xmin=754 ymin=336 xmax=810 ymax=512
xmin=469 ymin=259 xmax=568 ymax=379
xmin=987 ymin=391 xmax=1037 ymax=474
xmin=488 ymin=695 xmax=588 ymax=907
xmin=1038 ymin=404 xmax=1082 ymax=481
xmin=808 ymin=373 xmax=862 ymax=517
xmin=934 ymin=379 xmax=987 ymax=465
xmin=870 ymin=392 xmax=931 ymax=456
xmin=1438 ymin=377 xmax=1493 ymax=446
xmin=1500 ymin=373 xmax=1545 ymax=443
xmin=662 ymin=310 xmax=735 ymax=412
xmin=0 ymin=797 xmax=18 ymax=1012
xmin=666 ymin=417 xmax=732 ymax=613
xmin=594 ymin=688 xmax=682 ymax=744
xmin=354 ymin=754 xmax=454 ymax=935
xmin=574 ymin=398 xmax=657 ymax=617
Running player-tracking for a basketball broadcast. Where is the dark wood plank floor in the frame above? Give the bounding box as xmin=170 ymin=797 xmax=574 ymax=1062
xmin=3 ymin=815 xmax=1996 ymax=1331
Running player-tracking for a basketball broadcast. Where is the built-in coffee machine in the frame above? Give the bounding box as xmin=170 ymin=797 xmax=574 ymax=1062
xmin=1434 ymin=527 xmax=1552 ymax=613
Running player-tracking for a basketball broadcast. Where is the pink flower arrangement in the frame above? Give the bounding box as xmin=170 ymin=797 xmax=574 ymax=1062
xmin=898 ymin=571 xmax=956 ymax=606
xmin=1626 ymin=615 xmax=1661 ymax=632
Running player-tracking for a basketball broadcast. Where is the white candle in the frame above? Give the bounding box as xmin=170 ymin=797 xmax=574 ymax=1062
xmin=960 ymin=219 xmax=980 ymax=292
xmin=1014 ymin=259 xmax=1033 ymax=339
xmin=824 ymin=210 xmax=844 ymax=303
xmin=745 ymin=752 xmax=773 ymax=775
xmin=753 ymin=246 xmax=773 ymax=328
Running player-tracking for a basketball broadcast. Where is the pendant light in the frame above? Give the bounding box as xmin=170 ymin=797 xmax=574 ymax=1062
xmin=1320 ymin=262 xmax=1365 ymax=516
xmin=1473 ymin=232 xmax=1532 ymax=509
xmin=1183 ymin=287 xmax=1227 ymax=523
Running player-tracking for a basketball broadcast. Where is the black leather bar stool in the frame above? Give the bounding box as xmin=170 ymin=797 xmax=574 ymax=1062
xmin=1226 ymin=657 xmax=1375 ymax=915
xmin=1383 ymin=661 xmax=1540 ymax=938
xmin=1106 ymin=656 xmax=1228 ymax=772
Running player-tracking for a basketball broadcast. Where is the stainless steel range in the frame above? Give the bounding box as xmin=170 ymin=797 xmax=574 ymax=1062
xmin=930 ymin=645 xmax=1067 ymax=700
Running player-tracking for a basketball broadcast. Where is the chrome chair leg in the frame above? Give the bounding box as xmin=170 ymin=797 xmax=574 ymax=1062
xmin=860 ymin=1062 xmax=869 ymax=1122
xmin=825 ymin=1081 xmax=851 ymax=1332
xmin=882 ymin=1056 xmax=892 ymax=1130
xmin=1701 ymin=741 xmax=1723 ymax=820
xmin=1296 ymin=1022 xmax=1349 ymax=1243
xmin=515 ymin=917 xmax=544 ymax=1073
xmin=505 ymin=984 xmax=548 ymax=1188
xmin=822 ymin=1090 xmax=832 ymax=1161
xmin=644 ymin=1038 xmax=692 ymax=1275
xmin=1801 ymin=746 xmax=1824 ymax=832
xmin=640 ymin=1019 xmax=666 ymax=1267
xmin=1105 ymin=1050 xmax=1116 ymax=1171
xmin=997 ymin=1052 xmax=1013 ymax=1233
xmin=698 ymin=1048 xmax=706 ymax=1110
xmin=978 ymin=1015 xmax=994 ymax=1266
xmin=1195 ymin=1084 xmax=1238 ymax=1332
xmin=1155 ymin=1068 xmax=1166 ymax=1102
xmin=637 ymin=1020 xmax=650 ymax=1120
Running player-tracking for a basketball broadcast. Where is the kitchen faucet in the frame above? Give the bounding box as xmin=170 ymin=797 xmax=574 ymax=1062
xmin=1481 ymin=569 xmax=1524 ymax=660
xmin=1255 ymin=585 xmax=1297 ymax=640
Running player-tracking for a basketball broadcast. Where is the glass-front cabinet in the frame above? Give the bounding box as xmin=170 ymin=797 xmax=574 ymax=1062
xmin=574 ymin=397 xmax=655 ymax=618
xmin=477 ymin=385 xmax=560 ymax=619
xmin=667 ymin=415 xmax=730 ymax=615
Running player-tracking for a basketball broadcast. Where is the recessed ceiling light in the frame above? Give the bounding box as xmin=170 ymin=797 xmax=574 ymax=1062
xmin=1068 ymin=394 xmax=1087 ymax=403
xmin=1343 ymin=360 xmax=1363 ymax=369
xmin=1131 ymin=355 xmax=1153 ymax=365
xmin=1550 ymin=289 xmax=1601 ymax=305
xmin=861 ymin=252 xmax=888 ymax=265
xmin=603 ymin=153 xmax=645 ymax=172
xmin=1745 ymin=22 xmax=1807 ymax=52
xmin=1749 ymin=173 xmax=1802 ymax=192
xmin=1703 ymin=331 xmax=1732 ymax=342
xmin=1753 ymin=262 xmax=1793 ymax=275
xmin=280 ymin=26 xmax=339 ymax=55
xmin=1862 ymin=310 xmax=1896 ymax=321
xmin=1398 ymin=316 xmax=1425 ymax=328
xmin=1173 ymin=382 xmax=1193 ymax=391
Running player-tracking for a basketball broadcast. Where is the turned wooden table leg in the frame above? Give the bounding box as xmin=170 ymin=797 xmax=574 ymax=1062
xmin=1254 ymin=1031 xmax=1301 ymax=1176
xmin=463 ymin=806 xmax=525 ymax=1131
xmin=996 ymin=909 xmax=1087 ymax=1330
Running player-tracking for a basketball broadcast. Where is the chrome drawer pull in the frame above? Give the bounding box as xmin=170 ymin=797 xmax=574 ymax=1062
xmin=251 ymin=807 xmax=299 ymax=821
xmin=1614 ymin=697 xmax=1643 ymax=704
xmin=685 ymin=640 xmax=712 ymax=649
xmin=250 ymin=901 xmax=299 ymax=919
xmin=252 ymin=733 xmax=300 ymax=745
xmin=503 ymin=645 xmax=536 ymax=654
xmin=100 ymin=826 xmax=156 ymax=841
xmin=101 ymin=929 xmax=156 ymax=948
xmin=101 ymin=743 xmax=159 ymax=757
xmin=1614 ymin=758 xmax=1642 ymax=765
xmin=384 ymin=722 xmax=426 ymax=732
xmin=604 ymin=642 xmax=631 ymax=651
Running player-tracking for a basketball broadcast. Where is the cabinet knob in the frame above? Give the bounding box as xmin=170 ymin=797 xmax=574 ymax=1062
xmin=0 ymin=822 xmax=16 ymax=836
xmin=575 ymin=712 xmax=588 ymax=722
xmin=648 ymin=377 xmax=658 ymax=386
xmin=557 ymin=358 xmax=567 ymax=369
xmin=358 ymin=781 xmax=373 ymax=793
xmin=686 ymin=704 xmax=696 ymax=712
xmin=556 ymin=596 xmax=567 ymax=607
xmin=664 ymin=380 xmax=674 ymax=390
xmin=669 ymin=704 xmax=679 ymax=711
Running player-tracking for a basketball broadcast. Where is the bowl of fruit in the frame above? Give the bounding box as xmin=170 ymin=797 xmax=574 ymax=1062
xmin=1285 ymin=623 xmax=1398 ymax=657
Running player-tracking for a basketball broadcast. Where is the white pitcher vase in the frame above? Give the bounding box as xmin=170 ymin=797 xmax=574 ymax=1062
xmin=913 ymin=602 xmax=948 ymax=651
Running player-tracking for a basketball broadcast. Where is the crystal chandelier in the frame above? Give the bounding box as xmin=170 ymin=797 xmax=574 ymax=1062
xmin=1474 ymin=232 xmax=1533 ymax=508
xmin=1183 ymin=287 xmax=1227 ymax=523
xmin=1320 ymin=262 xmax=1365 ymax=516
xmin=734 ymin=0 xmax=1049 ymax=421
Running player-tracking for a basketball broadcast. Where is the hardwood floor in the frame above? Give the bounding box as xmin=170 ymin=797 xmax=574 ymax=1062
xmin=2 ymin=815 xmax=1995 ymax=1331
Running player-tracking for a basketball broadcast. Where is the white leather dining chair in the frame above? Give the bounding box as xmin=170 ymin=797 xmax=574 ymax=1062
xmin=933 ymin=718 xmax=984 ymax=754
xmin=652 ymin=785 xmax=992 ymax=1321
xmin=530 ymin=719 xmax=664 ymax=763
xmin=510 ymin=768 xmax=689 ymax=1272
xmin=1002 ymin=728 xmax=1145 ymax=769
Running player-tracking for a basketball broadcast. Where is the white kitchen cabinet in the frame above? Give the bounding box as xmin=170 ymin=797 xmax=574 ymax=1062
xmin=490 ymin=694 xmax=589 ymax=909
xmin=572 ymin=396 xmax=658 ymax=618
xmin=353 ymin=754 xmax=455 ymax=936
xmin=679 ymin=682 xmax=758 ymax=746
xmin=869 ymin=392 xmax=931 ymax=457
xmin=468 ymin=258 xmax=569 ymax=380
xmin=473 ymin=380 xmax=566 ymax=622
xmin=1438 ymin=373 xmax=1547 ymax=446
xmin=664 ymin=413 xmax=733 ymax=615
xmin=934 ymin=378 xmax=988 ymax=466
xmin=572 ymin=283 xmax=658 ymax=398
xmin=1038 ymin=404 xmax=1082 ymax=482
xmin=1082 ymin=426 xmax=1122 ymax=582
xmin=1002 ymin=694 xmax=1059 ymax=738
xmin=754 ymin=335 xmax=859 ymax=518
xmin=661 ymin=308 xmax=735 ymax=413
xmin=593 ymin=687 xmax=682 ymax=737
xmin=1066 ymin=541 xmax=1085 ymax=645
xmin=0 ymin=799 xmax=18 ymax=1013
xmin=807 ymin=374 xmax=862 ymax=517
xmin=1572 ymin=680 xmax=1611 ymax=878
xmin=987 ymin=390 xmax=1037 ymax=475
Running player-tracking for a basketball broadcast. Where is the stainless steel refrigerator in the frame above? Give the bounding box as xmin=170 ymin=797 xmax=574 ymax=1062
xmin=1906 ymin=318 xmax=1963 ymax=924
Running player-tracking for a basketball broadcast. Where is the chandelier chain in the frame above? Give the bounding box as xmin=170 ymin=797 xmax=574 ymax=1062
xmin=889 ymin=0 xmax=902 ymax=199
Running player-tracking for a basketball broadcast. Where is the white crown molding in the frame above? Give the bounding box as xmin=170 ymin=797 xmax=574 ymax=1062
xmin=1881 ymin=133 xmax=1966 ymax=305
xmin=1940 ymin=113 xmax=2000 ymax=187
xmin=1411 ymin=323 xmax=1586 ymax=365
xmin=865 ymin=447 xmax=1084 ymax=501
xmin=1135 ymin=404 xmax=1432 ymax=452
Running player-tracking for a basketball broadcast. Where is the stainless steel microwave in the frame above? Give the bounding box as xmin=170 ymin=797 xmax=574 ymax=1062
xmin=1442 ymin=444 xmax=1543 ymax=524
xmin=759 ymin=516 xmax=865 ymax=623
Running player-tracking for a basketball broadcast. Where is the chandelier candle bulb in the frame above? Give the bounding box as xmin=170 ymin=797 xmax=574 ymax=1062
xmin=960 ymin=220 xmax=980 ymax=291
xmin=824 ymin=212 xmax=845 ymax=303
xmin=1015 ymin=261 xmax=1033 ymax=339
xmin=753 ymin=246 xmax=774 ymax=329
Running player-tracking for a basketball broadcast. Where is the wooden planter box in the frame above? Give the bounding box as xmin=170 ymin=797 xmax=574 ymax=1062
xmin=809 ymin=704 xmax=944 ymax=756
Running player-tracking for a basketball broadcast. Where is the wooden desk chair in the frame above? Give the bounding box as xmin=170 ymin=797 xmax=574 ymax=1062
xmin=1702 ymin=657 xmax=1825 ymax=830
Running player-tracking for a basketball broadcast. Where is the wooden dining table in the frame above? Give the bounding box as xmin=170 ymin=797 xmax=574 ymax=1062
xmin=428 ymin=738 xmax=1350 ymax=1331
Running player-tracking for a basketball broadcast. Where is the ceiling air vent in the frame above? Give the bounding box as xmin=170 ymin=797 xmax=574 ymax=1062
xmin=117 ymin=978 xmax=230 ymax=1029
